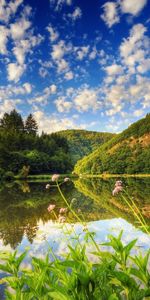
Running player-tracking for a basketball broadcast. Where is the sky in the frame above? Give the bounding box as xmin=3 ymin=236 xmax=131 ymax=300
xmin=0 ymin=0 xmax=150 ymax=134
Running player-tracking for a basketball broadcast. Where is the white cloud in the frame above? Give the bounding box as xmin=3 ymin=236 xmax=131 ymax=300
xmin=105 ymin=64 xmax=123 ymax=76
xmin=7 ymin=63 xmax=26 ymax=82
xmin=28 ymin=84 xmax=57 ymax=106
xmin=44 ymin=84 xmax=57 ymax=94
xmin=0 ymin=0 xmax=23 ymax=23
xmin=121 ymin=0 xmax=147 ymax=16
xmin=47 ymin=24 xmax=59 ymax=42
xmin=10 ymin=18 xmax=31 ymax=40
xmin=23 ymin=82 xmax=32 ymax=93
xmin=137 ymin=59 xmax=150 ymax=73
xmin=55 ymin=97 xmax=72 ymax=112
xmin=49 ymin=0 xmax=72 ymax=11
xmin=0 ymin=25 xmax=9 ymax=54
xmin=101 ymin=0 xmax=148 ymax=27
xmin=76 ymin=46 xmax=89 ymax=60
xmin=64 ymin=71 xmax=74 ymax=80
xmin=67 ymin=7 xmax=82 ymax=21
xmin=57 ymin=58 xmax=69 ymax=73
xmin=106 ymin=105 xmax=123 ymax=116
xmin=33 ymin=110 xmax=82 ymax=134
xmin=0 ymin=99 xmax=22 ymax=118
xmin=133 ymin=109 xmax=144 ymax=117
xmin=89 ymin=47 xmax=97 ymax=60
xmin=120 ymin=24 xmax=149 ymax=72
xmin=73 ymin=88 xmax=100 ymax=112
xmin=101 ymin=2 xmax=120 ymax=28
xmin=51 ymin=40 xmax=66 ymax=60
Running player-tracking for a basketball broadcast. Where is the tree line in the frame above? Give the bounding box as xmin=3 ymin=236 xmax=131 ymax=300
xmin=0 ymin=110 xmax=72 ymax=178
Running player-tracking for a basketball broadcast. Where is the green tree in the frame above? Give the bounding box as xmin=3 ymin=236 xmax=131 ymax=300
xmin=0 ymin=110 xmax=24 ymax=132
xmin=25 ymin=114 xmax=38 ymax=135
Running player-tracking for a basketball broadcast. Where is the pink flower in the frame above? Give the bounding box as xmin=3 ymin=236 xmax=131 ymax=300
xmin=115 ymin=180 xmax=122 ymax=187
xmin=58 ymin=215 xmax=66 ymax=223
xmin=59 ymin=208 xmax=68 ymax=214
xmin=45 ymin=184 xmax=50 ymax=189
xmin=51 ymin=174 xmax=60 ymax=182
xmin=47 ymin=204 xmax=56 ymax=212
xmin=64 ymin=177 xmax=70 ymax=182
xmin=112 ymin=186 xmax=123 ymax=196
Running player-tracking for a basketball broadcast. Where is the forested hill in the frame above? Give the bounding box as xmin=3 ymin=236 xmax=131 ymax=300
xmin=57 ymin=130 xmax=115 ymax=165
xmin=0 ymin=110 xmax=73 ymax=176
xmin=0 ymin=110 xmax=114 ymax=177
xmin=74 ymin=114 xmax=150 ymax=175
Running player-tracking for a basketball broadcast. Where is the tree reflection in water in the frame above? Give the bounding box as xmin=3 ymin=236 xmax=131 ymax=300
xmin=0 ymin=177 xmax=150 ymax=249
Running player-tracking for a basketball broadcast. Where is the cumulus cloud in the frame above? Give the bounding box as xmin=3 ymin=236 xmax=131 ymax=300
xmin=28 ymin=84 xmax=57 ymax=106
xmin=105 ymin=64 xmax=123 ymax=76
xmin=120 ymin=0 xmax=147 ymax=16
xmin=49 ymin=0 xmax=72 ymax=11
xmin=67 ymin=7 xmax=82 ymax=21
xmin=13 ymin=34 xmax=43 ymax=65
xmin=73 ymin=88 xmax=100 ymax=112
xmin=76 ymin=46 xmax=89 ymax=60
xmin=101 ymin=0 xmax=148 ymax=27
xmin=119 ymin=23 xmax=150 ymax=74
xmin=0 ymin=0 xmax=23 ymax=23
xmin=101 ymin=2 xmax=120 ymax=28
xmin=55 ymin=97 xmax=72 ymax=112
xmin=33 ymin=110 xmax=83 ymax=134
xmin=0 ymin=99 xmax=22 ymax=118
xmin=23 ymin=82 xmax=32 ymax=93
xmin=7 ymin=63 xmax=26 ymax=82
xmin=51 ymin=40 xmax=72 ymax=74
xmin=0 ymin=25 xmax=9 ymax=54
xmin=47 ymin=24 xmax=59 ymax=42
xmin=64 ymin=71 xmax=74 ymax=80
xmin=10 ymin=18 xmax=31 ymax=40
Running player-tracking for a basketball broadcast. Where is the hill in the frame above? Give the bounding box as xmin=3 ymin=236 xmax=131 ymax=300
xmin=74 ymin=114 xmax=150 ymax=174
xmin=57 ymin=129 xmax=115 ymax=165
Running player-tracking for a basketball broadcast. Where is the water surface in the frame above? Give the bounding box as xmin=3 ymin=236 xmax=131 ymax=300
xmin=0 ymin=177 xmax=150 ymax=298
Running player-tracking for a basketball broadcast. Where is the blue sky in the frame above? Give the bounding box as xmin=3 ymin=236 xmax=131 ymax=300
xmin=0 ymin=0 xmax=150 ymax=133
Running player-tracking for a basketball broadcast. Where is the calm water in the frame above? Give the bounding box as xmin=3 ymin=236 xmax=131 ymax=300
xmin=0 ymin=177 xmax=150 ymax=297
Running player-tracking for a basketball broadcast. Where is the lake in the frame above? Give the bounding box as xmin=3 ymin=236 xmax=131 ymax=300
xmin=0 ymin=177 xmax=150 ymax=298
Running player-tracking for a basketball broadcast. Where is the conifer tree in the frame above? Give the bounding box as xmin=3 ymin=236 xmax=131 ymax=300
xmin=25 ymin=114 xmax=38 ymax=135
xmin=0 ymin=110 xmax=24 ymax=132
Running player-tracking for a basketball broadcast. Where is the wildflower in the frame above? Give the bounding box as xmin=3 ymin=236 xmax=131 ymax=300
xmin=59 ymin=207 xmax=68 ymax=214
xmin=115 ymin=180 xmax=122 ymax=187
xmin=45 ymin=184 xmax=50 ymax=189
xmin=112 ymin=186 xmax=123 ymax=196
xmin=64 ymin=177 xmax=70 ymax=182
xmin=77 ymin=208 xmax=81 ymax=213
xmin=112 ymin=180 xmax=123 ymax=196
xmin=47 ymin=204 xmax=56 ymax=212
xmin=58 ymin=215 xmax=66 ymax=223
xmin=51 ymin=174 xmax=60 ymax=182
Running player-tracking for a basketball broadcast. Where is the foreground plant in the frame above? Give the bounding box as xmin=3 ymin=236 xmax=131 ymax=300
xmin=0 ymin=232 xmax=150 ymax=300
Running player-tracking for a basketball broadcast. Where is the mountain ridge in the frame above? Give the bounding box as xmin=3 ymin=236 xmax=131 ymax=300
xmin=74 ymin=114 xmax=150 ymax=174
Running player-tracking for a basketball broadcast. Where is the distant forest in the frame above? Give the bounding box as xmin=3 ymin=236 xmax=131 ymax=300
xmin=0 ymin=110 xmax=72 ymax=177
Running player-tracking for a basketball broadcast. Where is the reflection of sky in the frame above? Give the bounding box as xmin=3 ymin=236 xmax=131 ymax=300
xmin=0 ymin=218 xmax=150 ymax=264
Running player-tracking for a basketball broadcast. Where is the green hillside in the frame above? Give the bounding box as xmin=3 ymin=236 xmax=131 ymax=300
xmin=74 ymin=114 xmax=150 ymax=174
xmin=57 ymin=129 xmax=115 ymax=165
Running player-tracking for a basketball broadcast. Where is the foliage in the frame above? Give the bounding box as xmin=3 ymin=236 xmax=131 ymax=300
xmin=0 ymin=232 xmax=150 ymax=300
xmin=57 ymin=129 xmax=115 ymax=165
xmin=3 ymin=171 xmax=15 ymax=181
xmin=0 ymin=167 xmax=5 ymax=179
xmin=74 ymin=114 xmax=150 ymax=174
xmin=0 ymin=110 xmax=73 ymax=175
xmin=24 ymin=113 xmax=38 ymax=135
